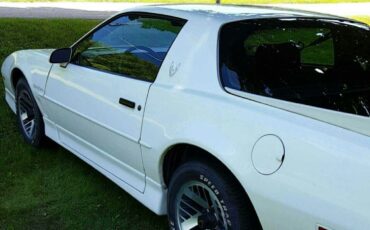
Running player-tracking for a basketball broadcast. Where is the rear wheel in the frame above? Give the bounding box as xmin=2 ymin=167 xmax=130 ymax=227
xmin=16 ymin=78 xmax=45 ymax=146
xmin=168 ymin=160 xmax=261 ymax=230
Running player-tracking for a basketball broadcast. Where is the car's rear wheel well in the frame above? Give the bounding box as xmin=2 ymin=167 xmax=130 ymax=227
xmin=11 ymin=68 xmax=25 ymax=91
xmin=162 ymin=144 xmax=262 ymax=228
xmin=163 ymin=144 xmax=206 ymax=187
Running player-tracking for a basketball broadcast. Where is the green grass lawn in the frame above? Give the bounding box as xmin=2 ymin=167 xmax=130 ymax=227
xmin=0 ymin=19 xmax=167 ymax=229
xmin=353 ymin=16 xmax=370 ymax=24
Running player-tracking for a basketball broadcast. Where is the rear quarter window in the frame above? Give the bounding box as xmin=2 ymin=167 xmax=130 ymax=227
xmin=219 ymin=18 xmax=370 ymax=117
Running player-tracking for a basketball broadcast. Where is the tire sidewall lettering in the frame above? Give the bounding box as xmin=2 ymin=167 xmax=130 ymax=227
xmin=199 ymin=174 xmax=232 ymax=228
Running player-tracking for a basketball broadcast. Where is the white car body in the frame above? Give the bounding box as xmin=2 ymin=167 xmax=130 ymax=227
xmin=2 ymin=4 xmax=370 ymax=230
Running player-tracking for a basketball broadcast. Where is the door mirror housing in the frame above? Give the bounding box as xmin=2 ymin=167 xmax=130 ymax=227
xmin=50 ymin=48 xmax=72 ymax=64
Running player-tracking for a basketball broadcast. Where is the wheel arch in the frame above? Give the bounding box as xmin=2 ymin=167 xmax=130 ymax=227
xmin=161 ymin=143 xmax=262 ymax=228
xmin=11 ymin=67 xmax=27 ymax=92
xmin=10 ymin=66 xmax=46 ymax=117
xmin=162 ymin=143 xmax=221 ymax=187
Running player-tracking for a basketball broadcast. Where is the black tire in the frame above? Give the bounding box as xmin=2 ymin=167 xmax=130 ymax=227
xmin=16 ymin=78 xmax=45 ymax=147
xmin=168 ymin=160 xmax=261 ymax=230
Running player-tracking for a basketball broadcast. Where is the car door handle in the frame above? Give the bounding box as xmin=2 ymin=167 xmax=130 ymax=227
xmin=119 ymin=98 xmax=136 ymax=109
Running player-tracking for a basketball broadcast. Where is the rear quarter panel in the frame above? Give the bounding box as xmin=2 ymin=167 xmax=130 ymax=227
xmin=141 ymin=18 xmax=370 ymax=230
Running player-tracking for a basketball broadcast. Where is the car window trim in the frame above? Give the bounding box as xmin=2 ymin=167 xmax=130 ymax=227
xmin=69 ymin=11 xmax=187 ymax=83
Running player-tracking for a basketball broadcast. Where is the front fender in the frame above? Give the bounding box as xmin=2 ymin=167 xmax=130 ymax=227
xmin=1 ymin=49 xmax=54 ymax=113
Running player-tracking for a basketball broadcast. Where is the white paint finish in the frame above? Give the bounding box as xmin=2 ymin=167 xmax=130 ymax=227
xmin=1 ymin=54 xmax=14 ymax=84
xmin=268 ymin=3 xmax=370 ymax=17
xmin=133 ymin=4 xmax=341 ymax=27
xmin=143 ymin=79 xmax=370 ymax=229
xmin=5 ymin=89 xmax=16 ymax=113
xmin=45 ymin=118 xmax=167 ymax=214
xmin=42 ymin=115 xmax=167 ymax=214
xmin=226 ymin=87 xmax=370 ymax=137
xmin=159 ymin=4 xmax=320 ymax=17
xmin=43 ymin=63 xmax=150 ymax=192
xmin=248 ymin=131 xmax=370 ymax=230
xmin=251 ymin=134 xmax=285 ymax=175
xmin=137 ymin=7 xmax=370 ymax=229
xmin=1 ymin=49 xmax=54 ymax=116
xmin=2 ymin=5 xmax=370 ymax=229
xmin=57 ymin=124 xmax=146 ymax=191
xmin=43 ymin=117 xmax=59 ymax=142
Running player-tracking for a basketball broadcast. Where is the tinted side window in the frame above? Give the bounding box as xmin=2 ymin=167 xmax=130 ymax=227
xmin=72 ymin=14 xmax=186 ymax=82
xmin=220 ymin=19 xmax=370 ymax=117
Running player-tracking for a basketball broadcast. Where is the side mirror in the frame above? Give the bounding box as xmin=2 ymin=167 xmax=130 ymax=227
xmin=49 ymin=48 xmax=72 ymax=64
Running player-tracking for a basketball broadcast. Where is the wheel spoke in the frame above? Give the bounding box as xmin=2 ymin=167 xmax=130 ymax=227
xmin=21 ymin=92 xmax=33 ymax=106
xmin=24 ymin=120 xmax=35 ymax=136
xmin=20 ymin=112 xmax=28 ymax=121
xmin=18 ymin=90 xmax=36 ymax=138
xmin=176 ymin=182 xmax=229 ymax=230
xmin=19 ymin=99 xmax=32 ymax=113
xmin=181 ymin=196 xmax=202 ymax=214
xmin=183 ymin=187 xmax=209 ymax=209
xmin=179 ymin=205 xmax=193 ymax=218
xmin=201 ymin=187 xmax=212 ymax=207
xmin=181 ymin=213 xmax=200 ymax=230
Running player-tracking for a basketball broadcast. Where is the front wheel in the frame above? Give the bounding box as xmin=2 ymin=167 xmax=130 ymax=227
xmin=16 ymin=78 xmax=45 ymax=146
xmin=168 ymin=160 xmax=261 ymax=230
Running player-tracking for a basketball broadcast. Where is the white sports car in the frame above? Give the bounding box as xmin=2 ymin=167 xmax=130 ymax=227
xmin=1 ymin=4 xmax=370 ymax=230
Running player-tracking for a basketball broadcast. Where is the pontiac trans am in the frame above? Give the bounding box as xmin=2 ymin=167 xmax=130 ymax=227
xmin=1 ymin=4 xmax=370 ymax=230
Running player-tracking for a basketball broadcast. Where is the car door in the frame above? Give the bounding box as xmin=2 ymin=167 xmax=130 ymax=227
xmin=43 ymin=13 xmax=186 ymax=192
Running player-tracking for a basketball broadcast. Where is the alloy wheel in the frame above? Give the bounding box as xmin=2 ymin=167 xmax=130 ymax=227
xmin=18 ymin=90 xmax=36 ymax=139
xmin=175 ymin=181 xmax=228 ymax=230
